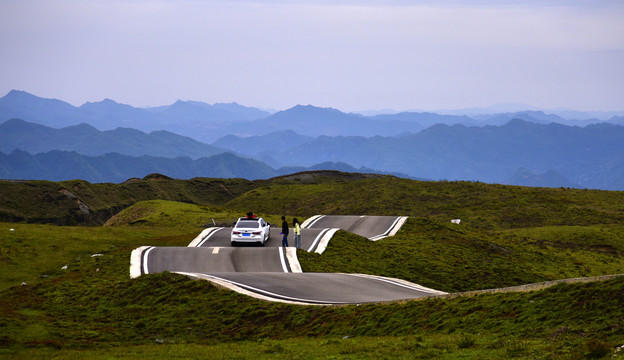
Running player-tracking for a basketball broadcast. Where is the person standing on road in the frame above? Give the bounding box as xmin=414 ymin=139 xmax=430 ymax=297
xmin=293 ymin=218 xmax=302 ymax=249
xmin=280 ymin=216 xmax=289 ymax=247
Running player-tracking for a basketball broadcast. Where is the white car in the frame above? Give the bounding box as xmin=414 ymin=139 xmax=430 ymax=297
xmin=231 ymin=217 xmax=271 ymax=246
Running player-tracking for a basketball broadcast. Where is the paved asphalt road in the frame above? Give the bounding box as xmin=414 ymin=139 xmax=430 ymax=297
xmin=182 ymin=272 xmax=444 ymax=305
xmin=302 ymin=215 xmax=407 ymax=240
xmin=131 ymin=215 xmax=446 ymax=304
xmin=191 ymin=227 xmax=330 ymax=251
xmin=143 ymin=247 xmax=289 ymax=274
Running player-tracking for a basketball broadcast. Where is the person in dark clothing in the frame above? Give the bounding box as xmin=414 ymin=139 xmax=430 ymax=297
xmin=280 ymin=216 xmax=289 ymax=247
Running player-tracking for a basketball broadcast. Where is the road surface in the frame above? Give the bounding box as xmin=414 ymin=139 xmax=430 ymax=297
xmin=130 ymin=215 xmax=446 ymax=304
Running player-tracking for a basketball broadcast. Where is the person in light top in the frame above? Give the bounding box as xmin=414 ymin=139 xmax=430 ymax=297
xmin=292 ymin=218 xmax=302 ymax=249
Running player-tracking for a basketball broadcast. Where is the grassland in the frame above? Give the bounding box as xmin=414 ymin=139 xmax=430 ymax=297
xmin=227 ymin=177 xmax=624 ymax=229
xmin=0 ymin=175 xmax=258 ymax=225
xmin=298 ymin=221 xmax=624 ymax=292
xmin=1 ymin=172 xmax=624 ymax=358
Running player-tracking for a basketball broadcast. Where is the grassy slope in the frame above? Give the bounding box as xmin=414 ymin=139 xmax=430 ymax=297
xmin=0 ymin=171 xmax=381 ymax=225
xmin=227 ymin=177 xmax=624 ymax=229
xmin=231 ymin=177 xmax=624 ymax=292
xmin=298 ymin=220 xmax=624 ymax=293
xmin=0 ymin=176 xmax=258 ymax=225
xmin=0 ymin=221 xmax=194 ymax=293
xmin=1 ymin=175 xmax=624 ymax=358
xmin=1 ymin=249 xmax=623 ymax=358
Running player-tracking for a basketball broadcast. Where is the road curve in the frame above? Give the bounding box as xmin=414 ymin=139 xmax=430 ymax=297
xmin=178 ymin=272 xmax=446 ymax=305
xmin=302 ymin=215 xmax=408 ymax=241
xmin=140 ymin=246 xmax=293 ymax=275
xmin=130 ymin=215 xmax=446 ymax=304
xmin=188 ymin=227 xmax=333 ymax=252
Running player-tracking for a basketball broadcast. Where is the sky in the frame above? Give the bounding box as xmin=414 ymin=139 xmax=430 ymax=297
xmin=1 ymin=0 xmax=623 ymax=113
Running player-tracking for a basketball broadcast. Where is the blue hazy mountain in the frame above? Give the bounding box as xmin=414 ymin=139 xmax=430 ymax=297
xmin=79 ymin=98 xmax=155 ymax=130
xmin=0 ymin=118 xmax=226 ymax=159
xmin=271 ymin=120 xmax=624 ymax=190
xmin=508 ymin=167 xmax=579 ymax=188
xmin=0 ymin=150 xmax=277 ymax=183
xmin=243 ymin=105 xmax=426 ymax=138
xmin=371 ymin=111 xmax=477 ymax=129
xmin=472 ymin=111 xmax=570 ymax=126
xmin=212 ymin=130 xmax=314 ymax=157
xmin=275 ymin=161 xmax=418 ymax=180
xmin=0 ymin=90 xmax=83 ymax=128
xmin=5 ymin=117 xmax=621 ymax=189
xmin=0 ymin=150 xmax=407 ymax=183
xmin=149 ymin=100 xmax=271 ymax=123
xmin=0 ymin=90 xmax=272 ymax=142
xmin=2 ymin=90 xmax=624 ymax=189
xmin=609 ymin=116 xmax=624 ymax=125
xmin=3 ymin=90 xmax=622 ymax=141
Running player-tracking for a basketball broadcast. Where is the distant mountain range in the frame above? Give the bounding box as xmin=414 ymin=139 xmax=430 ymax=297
xmin=0 ymin=118 xmax=225 ymax=158
xmin=1 ymin=90 xmax=624 ymax=190
xmin=508 ymin=168 xmax=579 ymax=188
xmin=0 ymin=150 xmax=414 ymax=183
xmin=0 ymin=150 xmax=274 ymax=183
xmin=0 ymin=90 xmax=271 ymax=143
xmin=3 ymin=90 xmax=624 ymax=142
xmin=210 ymin=120 xmax=624 ymax=190
xmin=2 ymin=118 xmax=623 ymax=189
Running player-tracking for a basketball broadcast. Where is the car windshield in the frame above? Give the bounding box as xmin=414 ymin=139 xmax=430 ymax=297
xmin=236 ymin=220 xmax=260 ymax=228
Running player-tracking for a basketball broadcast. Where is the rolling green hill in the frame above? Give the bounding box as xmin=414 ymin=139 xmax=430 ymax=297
xmin=0 ymin=171 xmax=382 ymax=225
xmin=1 ymin=172 xmax=623 ymax=358
xmin=227 ymin=176 xmax=624 ymax=230
xmin=0 ymin=174 xmax=257 ymax=224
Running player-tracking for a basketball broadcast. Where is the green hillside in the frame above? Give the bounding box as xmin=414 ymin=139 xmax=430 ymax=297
xmin=0 ymin=175 xmax=257 ymax=224
xmin=228 ymin=176 xmax=624 ymax=229
xmin=1 ymin=172 xmax=623 ymax=358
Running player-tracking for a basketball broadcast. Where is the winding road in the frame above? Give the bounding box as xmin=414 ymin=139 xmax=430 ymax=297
xmin=130 ymin=215 xmax=446 ymax=305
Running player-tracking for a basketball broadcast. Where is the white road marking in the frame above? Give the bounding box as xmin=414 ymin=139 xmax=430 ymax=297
xmin=175 ymin=272 xmax=306 ymax=305
xmin=197 ymin=227 xmax=225 ymax=247
xmin=301 ymin=215 xmax=325 ymax=229
xmin=177 ymin=272 xmax=349 ymax=305
xmin=278 ymin=247 xmax=289 ymax=273
xmin=285 ymin=247 xmax=302 ymax=273
xmin=314 ymin=228 xmax=339 ymax=254
xmin=142 ymin=246 xmax=156 ymax=275
xmin=308 ymin=228 xmax=329 ymax=252
xmin=129 ymin=246 xmax=150 ymax=279
xmin=388 ymin=216 xmax=409 ymax=237
xmin=369 ymin=216 xmax=408 ymax=241
xmin=212 ymin=247 xmax=220 ymax=254
xmin=188 ymin=227 xmax=224 ymax=247
xmin=348 ymin=273 xmax=448 ymax=295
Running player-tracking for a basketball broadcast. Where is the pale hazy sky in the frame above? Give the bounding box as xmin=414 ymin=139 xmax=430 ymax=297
xmin=1 ymin=0 xmax=623 ymax=112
